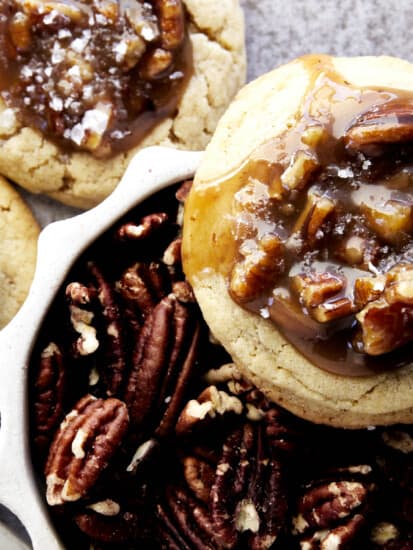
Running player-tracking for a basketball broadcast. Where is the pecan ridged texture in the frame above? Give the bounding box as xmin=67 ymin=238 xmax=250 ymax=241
xmin=45 ymin=395 xmax=129 ymax=506
xmin=158 ymin=389 xmax=296 ymax=550
xmin=124 ymin=292 xmax=201 ymax=437
xmin=32 ymin=342 xmax=66 ymax=457
xmin=292 ymin=466 xmax=374 ymax=549
xmin=346 ymin=101 xmax=413 ymax=149
xmin=87 ymin=261 xmax=127 ymax=396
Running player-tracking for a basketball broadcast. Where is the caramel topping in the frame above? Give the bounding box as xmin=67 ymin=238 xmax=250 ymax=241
xmin=0 ymin=0 xmax=191 ymax=157
xmin=184 ymin=55 xmax=413 ymax=377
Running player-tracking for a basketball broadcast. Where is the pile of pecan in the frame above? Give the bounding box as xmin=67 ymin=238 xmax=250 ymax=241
xmin=30 ymin=182 xmax=413 ymax=548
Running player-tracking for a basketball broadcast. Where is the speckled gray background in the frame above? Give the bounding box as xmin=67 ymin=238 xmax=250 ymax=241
xmin=241 ymin=0 xmax=413 ymax=81
xmin=3 ymin=0 xmax=413 ymax=546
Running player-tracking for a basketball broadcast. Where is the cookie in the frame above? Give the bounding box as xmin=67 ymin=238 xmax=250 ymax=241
xmin=0 ymin=0 xmax=245 ymax=209
xmin=183 ymin=54 xmax=413 ymax=428
xmin=0 ymin=176 xmax=39 ymax=328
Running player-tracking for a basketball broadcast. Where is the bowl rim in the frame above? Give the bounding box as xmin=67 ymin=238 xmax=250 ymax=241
xmin=0 ymin=146 xmax=203 ymax=549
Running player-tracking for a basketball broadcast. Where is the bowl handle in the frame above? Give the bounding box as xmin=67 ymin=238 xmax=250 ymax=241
xmin=0 ymin=147 xmax=203 ymax=548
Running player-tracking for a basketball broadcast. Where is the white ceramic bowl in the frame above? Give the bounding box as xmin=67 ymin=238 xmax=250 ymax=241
xmin=0 ymin=147 xmax=203 ymax=549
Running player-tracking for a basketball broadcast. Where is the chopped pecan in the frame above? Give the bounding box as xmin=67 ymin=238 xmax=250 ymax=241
xmin=230 ymin=234 xmax=285 ymax=303
xmin=291 ymin=271 xmax=354 ymax=322
xmin=335 ymin=235 xmax=378 ymax=267
xmin=356 ymin=299 xmax=411 ymax=355
xmin=346 ymin=101 xmax=413 ymax=149
xmin=175 ymin=385 xmax=243 ymax=436
xmin=354 ymin=275 xmax=386 ymax=309
xmin=291 ymin=271 xmax=345 ymax=307
xmin=8 ymin=11 xmax=31 ymax=51
xmin=281 ymin=150 xmax=319 ymax=191
xmin=155 ymin=0 xmax=185 ymax=51
xmin=385 ymin=264 xmax=413 ymax=305
xmin=163 ymin=237 xmax=182 ymax=266
xmin=360 ymin=199 xmax=413 ymax=245
xmin=356 ymin=265 xmax=413 ymax=355
xmin=140 ymin=47 xmax=173 ymax=80
xmin=45 ymin=395 xmax=129 ymax=505
xmin=311 ymin=297 xmax=354 ymax=323
xmin=292 ymin=188 xmax=336 ymax=248
xmin=66 ymin=282 xmax=96 ymax=306
xmin=116 ymin=212 xmax=168 ymax=241
xmin=22 ymin=0 xmax=85 ymax=21
xmin=68 ymin=302 xmax=99 ymax=357
xmin=157 ymin=485 xmax=217 ymax=550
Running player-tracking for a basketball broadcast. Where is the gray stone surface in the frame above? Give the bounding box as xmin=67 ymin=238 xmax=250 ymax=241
xmin=241 ymin=0 xmax=413 ymax=81
xmin=3 ymin=0 xmax=413 ymax=546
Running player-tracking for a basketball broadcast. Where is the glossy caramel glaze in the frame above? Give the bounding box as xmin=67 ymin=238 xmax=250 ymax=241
xmin=0 ymin=0 xmax=191 ymax=157
xmin=184 ymin=55 xmax=413 ymax=377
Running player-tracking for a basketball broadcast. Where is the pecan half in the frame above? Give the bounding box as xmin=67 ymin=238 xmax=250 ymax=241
xmin=88 ymin=262 xmax=126 ymax=396
xmin=346 ymin=101 xmax=413 ymax=149
xmin=124 ymin=294 xmax=200 ymax=435
xmin=210 ymin=421 xmax=288 ymax=549
xmin=45 ymin=395 xmax=129 ymax=505
xmin=293 ymin=481 xmax=369 ymax=548
xmin=32 ymin=342 xmax=66 ymax=456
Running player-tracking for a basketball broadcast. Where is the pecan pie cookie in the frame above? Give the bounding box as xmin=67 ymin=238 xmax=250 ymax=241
xmin=183 ymin=54 xmax=413 ymax=428
xmin=0 ymin=0 xmax=245 ymax=208
xmin=0 ymin=175 xmax=39 ymax=328
xmin=29 ymin=181 xmax=413 ymax=548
